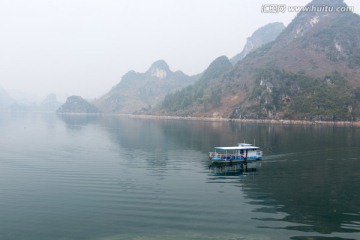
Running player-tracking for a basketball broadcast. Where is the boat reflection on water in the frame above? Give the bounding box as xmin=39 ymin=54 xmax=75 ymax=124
xmin=208 ymin=161 xmax=261 ymax=176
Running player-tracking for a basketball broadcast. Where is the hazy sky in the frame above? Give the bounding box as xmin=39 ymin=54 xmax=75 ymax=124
xmin=1 ymin=0 xmax=359 ymax=102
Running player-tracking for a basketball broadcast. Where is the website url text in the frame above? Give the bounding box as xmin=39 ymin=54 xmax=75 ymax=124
xmin=261 ymin=4 xmax=354 ymax=14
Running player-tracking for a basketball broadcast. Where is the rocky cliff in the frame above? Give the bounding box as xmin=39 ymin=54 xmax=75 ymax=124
xmin=230 ymin=22 xmax=285 ymax=65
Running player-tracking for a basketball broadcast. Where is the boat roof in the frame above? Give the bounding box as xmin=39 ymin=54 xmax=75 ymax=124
xmin=215 ymin=146 xmax=259 ymax=150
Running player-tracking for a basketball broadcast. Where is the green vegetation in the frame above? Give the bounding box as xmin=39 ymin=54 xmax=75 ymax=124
xmin=57 ymin=96 xmax=100 ymax=114
xmin=161 ymin=56 xmax=232 ymax=113
xmin=249 ymin=69 xmax=358 ymax=120
xmin=162 ymin=85 xmax=201 ymax=112
xmin=161 ymin=83 xmax=222 ymax=112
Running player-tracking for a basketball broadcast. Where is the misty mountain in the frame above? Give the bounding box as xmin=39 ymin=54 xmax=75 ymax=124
xmin=160 ymin=0 xmax=360 ymax=121
xmin=39 ymin=94 xmax=62 ymax=112
xmin=0 ymin=87 xmax=16 ymax=111
xmin=94 ymin=60 xmax=198 ymax=114
xmin=7 ymin=90 xmax=42 ymax=107
xmin=0 ymin=89 xmax=63 ymax=113
xmin=57 ymin=96 xmax=100 ymax=114
xmin=230 ymin=22 xmax=285 ymax=65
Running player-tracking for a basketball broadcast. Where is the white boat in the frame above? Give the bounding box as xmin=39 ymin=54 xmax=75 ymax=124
xmin=209 ymin=143 xmax=263 ymax=164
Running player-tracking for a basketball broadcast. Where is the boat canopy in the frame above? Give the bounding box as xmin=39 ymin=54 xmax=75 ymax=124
xmin=214 ymin=146 xmax=259 ymax=150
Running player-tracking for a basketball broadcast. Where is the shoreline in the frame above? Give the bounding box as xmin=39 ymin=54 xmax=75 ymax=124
xmin=54 ymin=112 xmax=360 ymax=127
xmin=117 ymin=114 xmax=360 ymax=127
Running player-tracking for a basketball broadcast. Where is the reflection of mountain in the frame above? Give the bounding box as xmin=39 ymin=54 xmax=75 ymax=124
xmin=97 ymin=117 xmax=170 ymax=169
xmin=96 ymin=117 xmax=254 ymax=169
xmin=57 ymin=114 xmax=100 ymax=130
xmin=56 ymin=115 xmax=360 ymax=237
xmin=240 ymin=125 xmax=360 ymax=236
xmin=99 ymin=117 xmax=279 ymax=169
xmin=129 ymin=116 xmax=360 ymax=236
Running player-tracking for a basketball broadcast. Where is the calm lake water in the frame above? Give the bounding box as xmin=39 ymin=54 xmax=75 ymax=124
xmin=0 ymin=113 xmax=360 ymax=240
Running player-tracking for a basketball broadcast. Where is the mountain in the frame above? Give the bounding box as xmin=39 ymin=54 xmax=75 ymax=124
xmin=161 ymin=0 xmax=360 ymax=121
xmin=39 ymin=94 xmax=62 ymax=112
xmin=0 ymin=87 xmax=16 ymax=111
xmin=230 ymin=22 xmax=285 ymax=65
xmin=161 ymin=56 xmax=232 ymax=116
xmin=57 ymin=96 xmax=100 ymax=114
xmin=7 ymin=90 xmax=41 ymax=107
xmin=94 ymin=60 xmax=197 ymax=114
xmin=0 ymin=89 xmax=63 ymax=113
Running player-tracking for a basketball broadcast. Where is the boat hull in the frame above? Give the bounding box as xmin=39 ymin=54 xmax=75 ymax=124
xmin=209 ymin=161 xmax=260 ymax=174
xmin=209 ymin=158 xmax=261 ymax=171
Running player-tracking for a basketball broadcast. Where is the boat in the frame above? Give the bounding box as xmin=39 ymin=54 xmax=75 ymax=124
xmin=209 ymin=143 xmax=263 ymax=164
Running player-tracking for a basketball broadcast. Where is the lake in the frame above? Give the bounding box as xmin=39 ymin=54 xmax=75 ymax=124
xmin=0 ymin=113 xmax=359 ymax=240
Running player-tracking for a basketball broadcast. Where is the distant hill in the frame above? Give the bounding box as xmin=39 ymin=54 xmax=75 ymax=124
xmin=57 ymin=96 xmax=100 ymax=114
xmin=0 ymin=87 xmax=16 ymax=111
xmin=230 ymin=22 xmax=285 ymax=65
xmin=94 ymin=60 xmax=198 ymax=114
xmin=160 ymin=0 xmax=360 ymax=121
xmin=0 ymin=89 xmax=63 ymax=113
xmin=39 ymin=94 xmax=62 ymax=112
